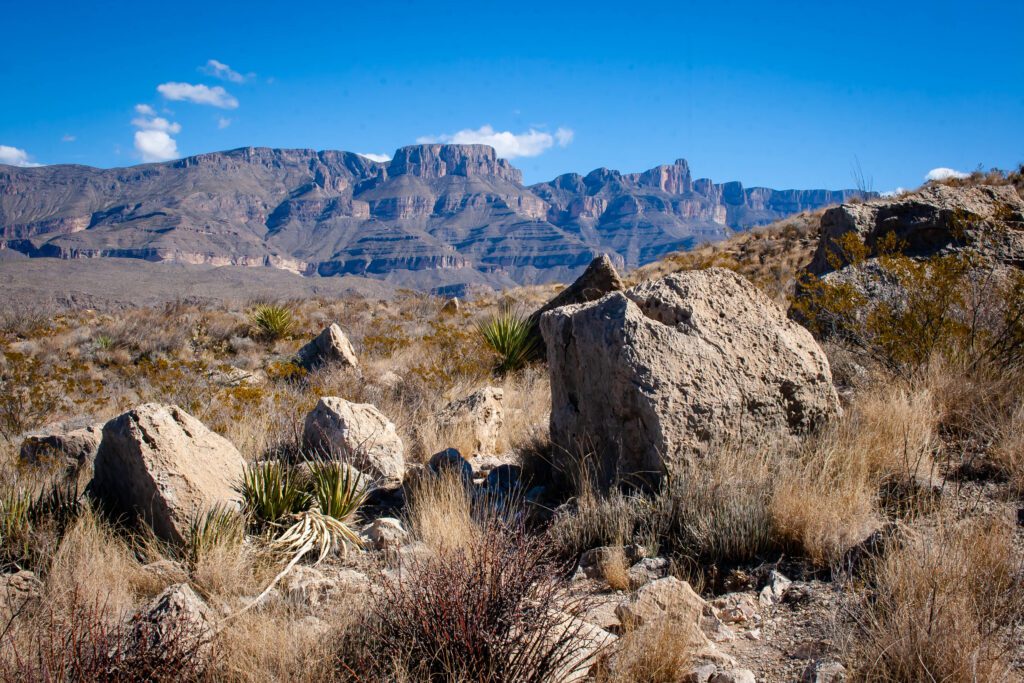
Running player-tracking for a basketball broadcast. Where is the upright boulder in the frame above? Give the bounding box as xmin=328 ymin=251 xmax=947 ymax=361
xmin=541 ymin=268 xmax=839 ymax=487
xmin=296 ymin=323 xmax=359 ymax=370
xmin=436 ymin=387 xmax=504 ymax=455
xmin=303 ymin=398 xmax=405 ymax=487
xmin=528 ymin=254 xmax=625 ymax=358
xmin=90 ymin=404 xmax=246 ymax=544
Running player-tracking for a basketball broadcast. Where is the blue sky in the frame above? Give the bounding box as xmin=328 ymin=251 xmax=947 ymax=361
xmin=2 ymin=0 xmax=1022 ymax=190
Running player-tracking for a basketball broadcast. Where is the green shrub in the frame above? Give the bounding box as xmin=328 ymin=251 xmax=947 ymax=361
xmin=249 ymin=303 xmax=295 ymax=341
xmin=306 ymin=460 xmax=367 ymax=522
xmin=478 ymin=303 xmax=538 ymax=374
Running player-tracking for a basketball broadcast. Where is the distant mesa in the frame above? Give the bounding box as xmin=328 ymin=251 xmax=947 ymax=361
xmin=0 ymin=144 xmax=872 ymax=289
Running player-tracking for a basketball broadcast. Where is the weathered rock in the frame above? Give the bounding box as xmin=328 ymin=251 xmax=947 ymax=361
xmin=628 ymin=556 xmax=670 ymax=586
xmin=682 ymin=663 xmax=718 ymax=683
xmin=280 ymin=565 xmax=369 ymax=608
xmin=427 ymin=448 xmax=474 ymax=482
xmin=807 ymin=184 xmax=1024 ymax=276
xmin=90 ymin=404 xmax=246 ymax=544
xmin=0 ymin=570 xmax=42 ymax=616
xmin=549 ymin=612 xmax=617 ymax=683
xmin=296 ymin=323 xmax=359 ymax=370
xmin=758 ymin=570 xmax=792 ymax=606
xmin=437 ymin=387 xmax=504 ymax=455
xmin=303 ymin=397 xmax=405 ymax=487
xmin=528 ymin=254 xmax=625 ymax=357
xmin=441 ymin=297 xmax=460 ymax=313
xmin=363 ymin=516 xmax=408 ymax=551
xmin=801 ymin=660 xmax=847 ymax=683
xmin=615 ymin=576 xmax=708 ymax=629
xmin=484 ymin=463 xmax=522 ymax=496
xmin=134 ymin=583 xmax=215 ymax=661
xmin=542 ymin=268 xmax=840 ymax=486
xmin=710 ymin=670 xmax=756 ymax=683
xmin=578 ymin=545 xmax=646 ymax=581
xmin=19 ymin=419 xmax=102 ymax=469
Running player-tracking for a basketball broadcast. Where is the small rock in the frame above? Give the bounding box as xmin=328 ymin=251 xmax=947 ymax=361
xmin=615 ymin=576 xmax=708 ymax=629
xmin=758 ymin=570 xmax=792 ymax=606
xmin=710 ymin=670 xmax=756 ymax=683
xmin=802 ymin=659 xmax=847 ymax=683
xmin=484 ymin=464 xmax=522 ymax=496
xmin=745 ymin=628 xmax=762 ymax=641
xmin=20 ymin=419 xmax=103 ymax=469
xmin=296 ymin=323 xmax=358 ymax=370
xmin=0 ymin=570 xmax=42 ymax=616
xmin=627 ymin=556 xmax=669 ymax=586
xmin=281 ymin=565 xmax=338 ymax=609
xmin=134 ymin=584 xmax=215 ymax=662
xmin=427 ymin=448 xmax=474 ymax=482
xmin=363 ymin=517 xmax=408 ymax=551
xmin=712 ymin=594 xmax=758 ymax=624
xmin=681 ymin=663 xmax=718 ymax=683
xmin=441 ymin=297 xmax=460 ymax=313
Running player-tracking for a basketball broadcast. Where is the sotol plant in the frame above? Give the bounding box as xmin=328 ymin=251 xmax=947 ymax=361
xmin=249 ymin=303 xmax=296 ymax=341
xmin=478 ymin=303 xmax=538 ymax=374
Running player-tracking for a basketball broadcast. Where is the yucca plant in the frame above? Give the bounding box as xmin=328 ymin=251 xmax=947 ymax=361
xmin=184 ymin=504 xmax=245 ymax=567
xmin=307 ymin=460 xmax=368 ymax=522
xmin=249 ymin=303 xmax=296 ymax=341
xmin=237 ymin=461 xmax=311 ymax=530
xmin=478 ymin=302 xmax=538 ymax=374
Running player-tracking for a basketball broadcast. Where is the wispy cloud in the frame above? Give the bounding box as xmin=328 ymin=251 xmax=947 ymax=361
xmin=132 ymin=104 xmax=181 ymax=162
xmin=61 ymin=134 xmax=76 ymax=143
xmin=925 ymin=167 xmax=969 ymax=182
xmin=415 ymin=124 xmax=574 ymax=159
xmin=157 ymin=82 xmax=239 ymax=109
xmin=217 ymin=117 xmax=232 ymax=130
xmin=201 ymin=59 xmax=250 ymax=84
xmin=0 ymin=145 xmax=43 ymax=167
xmin=357 ymin=152 xmax=391 ymax=163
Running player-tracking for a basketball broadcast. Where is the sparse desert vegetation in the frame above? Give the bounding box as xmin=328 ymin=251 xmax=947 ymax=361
xmin=0 ymin=171 xmax=1022 ymax=682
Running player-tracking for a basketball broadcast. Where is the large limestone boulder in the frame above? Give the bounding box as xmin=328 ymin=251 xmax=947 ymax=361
xmin=302 ymin=397 xmax=405 ymax=487
xmin=90 ymin=404 xmax=246 ymax=544
xmin=528 ymin=254 xmax=625 ymax=359
xmin=296 ymin=323 xmax=359 ymax=370
xmin=436 ymin=387 xmax=504 ymax=455
xmin=541 ymin=268 xmax=839 ymax=486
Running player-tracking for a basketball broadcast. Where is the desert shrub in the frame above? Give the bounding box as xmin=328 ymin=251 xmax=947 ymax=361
xmin=596 ymin=617 xmax=702 ymax=683
xmin=340 ymin=520 xmax=599 ymax=683
xmin=0 ymin=589 xmax=208 ymax=683
xmin=249 ymin=303 xmax=296 ymax=341
xmin=845 ymin=515 xmax=1024 ymax=682
xmin=0 ymin=479 xmax=81 ymax=571
xmin=478 ymin=302 xmax=539 ymax=374
xmin=183 ymin=504 xmax=246 ymax=569
xmin=0 ymin=351 xmax=67 ymax=443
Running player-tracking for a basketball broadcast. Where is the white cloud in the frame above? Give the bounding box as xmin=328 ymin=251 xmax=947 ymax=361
xmin=217 ymin=117 xmax=232 ymax=129
xmin=881 ymin=187 xmax=908 ymax=198
xmin=201 ymin=59 xmax=249 ymax=83
xmin=134 ymin=130 xmax=178 ymax=162
xmin=357 ymin=152 xmax=391 ymax=163
xmin=134 ymin=103 xmax=157 ymax=116
xmin=415 ymin=124 xmax=574 ymax=159
xmin=131 ymin=115 xmax=181 ymax=134
xmin=0 ymin=145 xmax=43 ymax=167
xmin=61 ymin=134 xmax=76 ymax=143
xmin=157 ymin=82 xmax=239 ymax=109
xmin=926 ymin=167 xmax=969 ymax=182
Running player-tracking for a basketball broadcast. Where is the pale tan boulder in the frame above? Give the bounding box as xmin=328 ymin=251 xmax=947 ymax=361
xmin=90 ymin=404 xmax=246 ymax=544
xmin=302 ymin=397 xmax=405 ymax=487
xmin=296 ymin=323 xmax=358 ymax=370
xmin=541 ymin=268 xmax=839 ymax=486
xmin=437 ymin=387 xmax=504 ymax=455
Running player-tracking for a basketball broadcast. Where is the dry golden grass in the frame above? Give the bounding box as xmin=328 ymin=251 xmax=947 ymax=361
xmin=846 ymin=514 xmax=1024 ymax=682
xmin=405 ymin=469 xmax=482 ymax=555
xmin=597 ymin=617 xmax=702 ymax=683
xmin=598 ymin=545 xmax=632 ymax=592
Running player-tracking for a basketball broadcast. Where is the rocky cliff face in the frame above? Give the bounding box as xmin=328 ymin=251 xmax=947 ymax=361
xmin=0 ymin=146 xmax=870 ymax=289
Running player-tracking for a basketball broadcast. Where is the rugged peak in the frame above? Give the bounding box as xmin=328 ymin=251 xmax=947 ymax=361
xmin=635 ymin=159 xmax=693 ymax=194
xmin=387 ymin=144 xmax=521 ymax=183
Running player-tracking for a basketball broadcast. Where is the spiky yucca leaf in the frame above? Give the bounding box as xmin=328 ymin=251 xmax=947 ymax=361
xmin=249 ymin=303 xmax=296 ymax=341
xmin=237 ymin=461 xmax=311 ymax=529
xmin=185 ymin=504 xmax=245 ymax=566
xmin=307 ymin=460 xmax=368 ymax=522
xmin=478 ymin=303 xmax=538 ymax=374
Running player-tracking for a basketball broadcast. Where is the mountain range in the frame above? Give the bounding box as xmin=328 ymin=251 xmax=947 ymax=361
xmin=0 ymin=144 xmax=870 ymax=291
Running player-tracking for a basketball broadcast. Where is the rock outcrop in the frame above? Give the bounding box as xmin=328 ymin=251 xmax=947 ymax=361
xmin=296 ymin=323 xmax=359 ymax=370
xmin=541 ymin=268 xmax=839 ymax=486
xmin=0 ymin=146 xmax=869 ymax=289
xmin=302 ymin=398 xmax=405 ymax=487
xmin=90 ymin=404 xmax=246 ymax=544
xmin=806 ymin=183 xmax=1024 ymax=276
